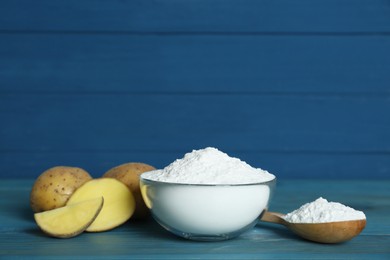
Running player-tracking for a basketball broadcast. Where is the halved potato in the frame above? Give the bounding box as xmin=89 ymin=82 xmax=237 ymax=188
xmin=34 ymin=197 xmax=104 ymax=238
xmin=67 ymin=178 xmax=135 ymax=232
xmin=103 ymin=162 xmax=155 ymax=220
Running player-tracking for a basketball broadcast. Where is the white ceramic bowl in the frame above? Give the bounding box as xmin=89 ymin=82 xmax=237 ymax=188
xmin=140 ymin=174 xmax=276 ymax=241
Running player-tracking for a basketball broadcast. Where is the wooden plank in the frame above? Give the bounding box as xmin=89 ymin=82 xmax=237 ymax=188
xmin=0 ymin=151 xmax=389 ymax=179
xmin=1 ymin=0 xmax=390 ymax=32
xmin=1 ymin=94 xmax=388 ymax=152
xmin=1 ymin=180 xmax=389 ymax=259
xmin=1 ymin=34 xmax=390 ymax=93
xmin=1 ymin=93 xmax=389 ymax=178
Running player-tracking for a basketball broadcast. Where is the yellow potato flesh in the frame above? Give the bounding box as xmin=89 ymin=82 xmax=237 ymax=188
xmin=34 ymin=197 xmax=103 ymax=238
xmin=67 ymin=178 xmax=135 ymax=232
xmin=103 ymin=162 xmax=155 ymax=220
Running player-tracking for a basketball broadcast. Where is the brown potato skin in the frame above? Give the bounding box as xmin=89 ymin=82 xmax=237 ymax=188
xmin=103 ymin=162 xmax=155 ymax=220
xmin=30 ymin=166 xmax=92 ymax=213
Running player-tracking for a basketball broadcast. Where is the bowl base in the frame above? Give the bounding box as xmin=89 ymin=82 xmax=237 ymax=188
xmin=152 ymin=214 xmax=258 ymax=241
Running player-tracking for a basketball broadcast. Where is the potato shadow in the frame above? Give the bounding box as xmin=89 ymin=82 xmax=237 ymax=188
xmin=129 ymin=219 xmax=187 ymax=241
xmin=2 ymin=198 xmax=35 ymax=223
xmin=24 ymin=227 xmax=48 ymax=238
xmin=21 ymin=206 xmax=35 ymax=222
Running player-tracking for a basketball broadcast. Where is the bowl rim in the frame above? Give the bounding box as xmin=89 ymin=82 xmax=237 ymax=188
xmin=140 ymin=171 xmax=276 ymax=187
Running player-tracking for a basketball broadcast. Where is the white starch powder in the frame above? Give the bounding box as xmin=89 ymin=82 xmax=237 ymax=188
xmin=142 ymin=147 xmax=275 ymax=184
xmin=283 ymin=197 xmax=366 ymax=223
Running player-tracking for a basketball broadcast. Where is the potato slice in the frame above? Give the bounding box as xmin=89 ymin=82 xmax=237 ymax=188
xmin=67 ymin=178 xmax=135 ymax=232
xmin=34 ymin=197 xmax=104 ymax=238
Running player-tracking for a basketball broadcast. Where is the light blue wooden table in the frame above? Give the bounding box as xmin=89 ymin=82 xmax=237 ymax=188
xmin=1 ymin=179 xmax=389 ymax=259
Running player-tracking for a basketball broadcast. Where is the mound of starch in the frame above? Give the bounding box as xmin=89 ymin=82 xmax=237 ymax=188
xmin=142 ymin=147 xmax=275 ymax=184
xmin=283 ymin=197 xmax=366 ymax=223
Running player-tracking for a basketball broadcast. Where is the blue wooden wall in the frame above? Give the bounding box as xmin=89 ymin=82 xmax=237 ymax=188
xmin=1 ymin=0 xmax=389 ymax=179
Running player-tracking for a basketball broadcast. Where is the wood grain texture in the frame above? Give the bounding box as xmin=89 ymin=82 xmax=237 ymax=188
xmin=0 ymin=1 xmax=389 ymax=179
xmin=1 ymin=94 xmax=389 ymax=151
xmin=1 ymin=151 xmax=389 ymax=179
xmin=0 ymin=179 xmax=389 ymax=259
xmin=1 ymin=34 xmax=390 ymax=93
xmin=1 ymin=93 xmax=389 ymax=178
xmin=1 ymin=0 xmax=390 ymax=32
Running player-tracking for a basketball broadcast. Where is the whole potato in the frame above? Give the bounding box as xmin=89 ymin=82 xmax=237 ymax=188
xmin=30 ymin=166 xmax=92 ymax=213
xmin=103 ymin=162 xmax=155 ymax=220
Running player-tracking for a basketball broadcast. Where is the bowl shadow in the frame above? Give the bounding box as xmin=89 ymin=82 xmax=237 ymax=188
xmin=256 ymin=222 xmax=300 ymax=240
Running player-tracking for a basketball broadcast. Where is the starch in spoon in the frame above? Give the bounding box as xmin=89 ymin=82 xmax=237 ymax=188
xmin=283 ymin=197 xmax=366 ymax=223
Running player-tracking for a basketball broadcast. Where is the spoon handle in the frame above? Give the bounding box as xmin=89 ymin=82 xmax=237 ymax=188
xmin=260 ymin=211 xmax=288 ymax=226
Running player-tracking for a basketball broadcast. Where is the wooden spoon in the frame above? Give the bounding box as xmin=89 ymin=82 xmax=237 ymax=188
xmin=260 ymin=211 xmax=366 ymax=243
